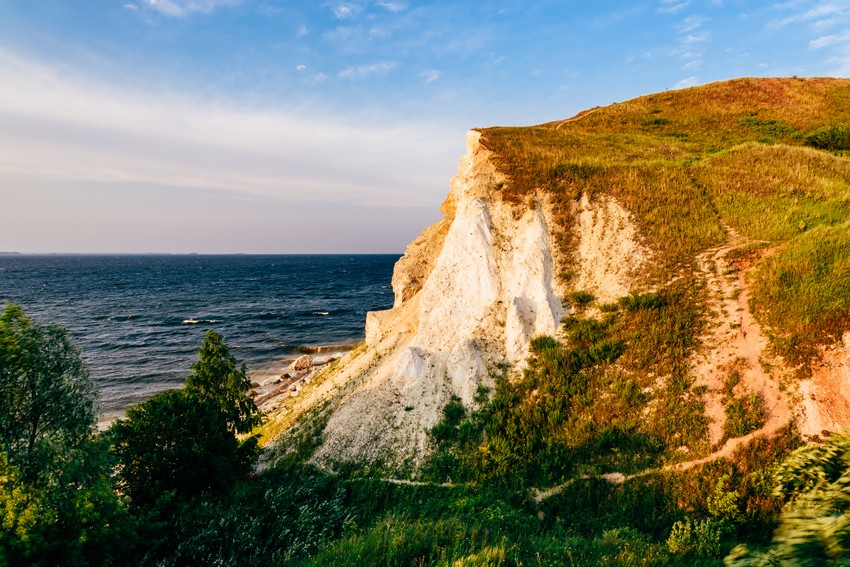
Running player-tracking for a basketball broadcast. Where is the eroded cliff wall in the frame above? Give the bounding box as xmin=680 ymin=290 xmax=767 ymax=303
xmin=310 ymin=131 xmax=566 ymax=466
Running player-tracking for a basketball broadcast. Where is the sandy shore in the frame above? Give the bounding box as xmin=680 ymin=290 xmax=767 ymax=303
xmin=95 ymin=344 xmax=355 ymax=430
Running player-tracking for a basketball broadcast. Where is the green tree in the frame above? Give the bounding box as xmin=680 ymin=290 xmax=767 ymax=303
xmin=185 ymin=330 xmax=262 ymax=435
xmin=111 ymin=389 xmax=249 ymax=508
xmin=0 ymin=304 xmax=139 ymax=566
xmin=0 ymin=303 xmax=96 ymax=475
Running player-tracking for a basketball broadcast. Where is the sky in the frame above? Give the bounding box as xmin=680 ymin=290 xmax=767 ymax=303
xmin=1 ymin=0 xmax=849 ymax=253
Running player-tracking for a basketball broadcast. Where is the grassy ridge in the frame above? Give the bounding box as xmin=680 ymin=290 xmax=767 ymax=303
xmin=482 ymin=76 xmax=850 ymax=371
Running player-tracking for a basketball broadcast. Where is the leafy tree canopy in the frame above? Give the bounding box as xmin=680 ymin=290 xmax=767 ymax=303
xmin=0 ymin=303 xmax=96 ymax=476
xmin=185 ymin=330 xmax=262 ymax=435
xmin=111 ymin=389 xmax=249 ymax=508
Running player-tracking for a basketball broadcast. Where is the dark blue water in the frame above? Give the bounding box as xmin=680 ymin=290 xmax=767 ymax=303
xmin=0 ymin=255 xmax=398 ymax=417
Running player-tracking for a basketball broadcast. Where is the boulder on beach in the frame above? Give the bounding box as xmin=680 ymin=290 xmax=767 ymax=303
xmin=289 ymin=355 xmax=313 ymax=372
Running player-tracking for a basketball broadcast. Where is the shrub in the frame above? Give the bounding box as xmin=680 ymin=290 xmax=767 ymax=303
xmin=805 ymin=123 xmax=850 ymax=151
xmin=666 ymin=518 xmax=723 ymax=557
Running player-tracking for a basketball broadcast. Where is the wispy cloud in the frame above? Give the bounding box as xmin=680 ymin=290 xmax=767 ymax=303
xmin=770 ymin=1 xmax=850 ymax=74
xmin=338 ymin=61 xmax=396 ymax=79
xmin=675 ymin=15 xmax=707 ymax=32
xmin=332 ymin=2 xmax=362 ymax=19
xmin=771 ymin=0 xmax=850 ymax=29
xmin=659 ymin=0 xmax=692 ymax=15
xmin=124 ymin=3 xmax=139 ymax=10
xmin=420 ymin=69 xmax=440 ymax=83
xmin=141 ymin=0 xmax=244 ymax=17
xmin=0 ymin=49 xmax=453 ymax=210
xmin=258 ymin=3 xmax=283 ymax=17
xmin=674 ymin=76 xmax=698 ymax=88
xmin=376 ymin=1 xmax=406 ymax=12
xmin=810 ymin=29 xmax=850 ymax=48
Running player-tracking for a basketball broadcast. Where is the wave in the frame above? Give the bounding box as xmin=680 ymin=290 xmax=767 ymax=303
xmin=182 ymin=318 xmax=221 ymax=325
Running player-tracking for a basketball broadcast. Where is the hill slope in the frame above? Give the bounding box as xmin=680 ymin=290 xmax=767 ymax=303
xmin=264 ymin=77 xmax=850 ymax=474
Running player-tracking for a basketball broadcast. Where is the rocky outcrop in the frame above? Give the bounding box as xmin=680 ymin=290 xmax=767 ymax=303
xmin=256 ymin=129 xmax=651 ymax=469
xmin=292 ymin=130 xmax=646 ymax=469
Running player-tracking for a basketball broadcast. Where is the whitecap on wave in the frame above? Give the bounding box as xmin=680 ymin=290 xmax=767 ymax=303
xmin=182 ymin=318 xmax=221 ymax=325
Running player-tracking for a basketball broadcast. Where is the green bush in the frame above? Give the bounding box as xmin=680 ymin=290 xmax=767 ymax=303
xmin=805 ymin=123 xmax=850 ymax=151
xmin=667 ymin=518 xmax=723 ymax=557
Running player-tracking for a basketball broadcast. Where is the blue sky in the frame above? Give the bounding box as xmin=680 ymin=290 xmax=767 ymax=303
xmin=1 ymin=0 xmax=849 ymax=253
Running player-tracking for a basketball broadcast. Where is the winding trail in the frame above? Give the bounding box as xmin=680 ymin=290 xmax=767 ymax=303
xmin=554 ymin=107 xmax=602 ymax=130
xmin=533 ymin=228 xmax=792 ymax=502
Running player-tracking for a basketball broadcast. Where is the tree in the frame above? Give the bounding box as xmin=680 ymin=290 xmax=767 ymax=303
xmin=111 ymin=331 xmax=262 ymax=509
xmin=726 ymin=433 xmax=850 ymax=565
xmin=0 ymin=304 xmax=139 ymax=566
xmin=185 ymin=329 xmax=262 ymax=435
xmin=111 ymin=389 xmax=248 ymax=507
xmin=0 ymin=303 xmax=96 ymax=475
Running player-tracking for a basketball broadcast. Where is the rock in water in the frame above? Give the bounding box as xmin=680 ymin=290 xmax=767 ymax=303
xmin=289 ymin=355 xmax=313 ymax=372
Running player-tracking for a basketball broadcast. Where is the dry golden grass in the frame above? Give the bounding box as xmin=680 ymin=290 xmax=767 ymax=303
xmin=481 ymin=76 xmax=850 ymax=373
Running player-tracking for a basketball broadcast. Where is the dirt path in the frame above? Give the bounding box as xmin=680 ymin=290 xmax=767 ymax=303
xmin=534 ymin=228 xmax=793 ymax=502
xmin=554 ymin=107 xmax=601 ymax=130
xmin=684 ymin=227 xmax=790 ymax=465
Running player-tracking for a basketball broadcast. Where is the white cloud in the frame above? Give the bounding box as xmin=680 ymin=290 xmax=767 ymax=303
xmin=675 ymin=15 xmax=706 ymax=32
xmin=659 ymin=0 xmax=692 ymax=14
xmin=0 ymin=49 xmax=455 ymax=210
xmin=258 ymin=3 xmax=283 ymax=17
xmin=420 ymin=69 xmax=441 ymax=83
xmin=771 ymin=0 xmax=850 ymax=29
xmin=682 ymin=31 xmax=709 ymax=43
xmin=297 ymin=24 xmax=309 ymax=37
xmin=674 ymin=76 xmax=699 ymax=88
xmin=142 ymin=0 xmax=244 ymax=17
xmin=376 ymin=1 xmax=406 ymax=12
xmin=296 ymin=64 xmax=307 ymax=71
xmin=810 ymin=29 xmax=850 ymax=48
xmin=337 ymin=61 xmax=396 ymax=79
xmin=124 ymin=3 xmax=139 ymax=10
xmin=332 ymin=2 xmax=362 ymax=19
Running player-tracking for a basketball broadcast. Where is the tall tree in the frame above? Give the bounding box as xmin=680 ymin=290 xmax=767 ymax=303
xmin=0 ymin=304 xmax=139 ymax=566
xmin=110 ymin=389 xmax=246 ymax=507
xmin=185 ymin=330 xmax=262 ymax=434
xmin=0 ymin=303 xmax=96 ymax=474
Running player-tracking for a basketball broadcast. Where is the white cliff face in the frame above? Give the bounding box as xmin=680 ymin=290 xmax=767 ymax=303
xmin=574 ymin=192 xmax=649 ymax=303
xmin=310 ymin=131 xmax=566 ymax=467
xmin=299 ymin=130 xmax=648 ymax=468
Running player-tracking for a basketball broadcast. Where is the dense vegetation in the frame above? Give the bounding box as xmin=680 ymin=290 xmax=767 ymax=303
xmin=0 ymin=299 xmax=838 ymax=566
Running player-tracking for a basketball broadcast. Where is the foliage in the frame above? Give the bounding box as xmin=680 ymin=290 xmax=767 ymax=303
xmin=805 ymin=123 xmax=850 ymax=151
xmin=0 ymin=303 xmax=96 ymax=477
xmin=667 ymin=518 xmax=724 ymax=557
xmin=0 ymin=304 xmax=140 ymax=566
xmin=110 ymin=389 xmax=251 ymax=508
xmin=185 ymin=329 xmax=263 ymax=435
xmin=726 ymin=433 xmax=850 ymax=565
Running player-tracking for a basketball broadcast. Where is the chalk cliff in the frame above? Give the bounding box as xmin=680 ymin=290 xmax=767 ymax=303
xmin=311 ymin=131 xmax=558 ymax=466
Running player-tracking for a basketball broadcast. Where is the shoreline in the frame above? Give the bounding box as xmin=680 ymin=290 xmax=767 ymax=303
xmin=96 ymin=343 xmax=356 ymax=430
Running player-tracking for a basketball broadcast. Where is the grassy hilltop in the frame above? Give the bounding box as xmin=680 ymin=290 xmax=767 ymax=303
xmin=485 ymin=77 xmax=850 ymax=371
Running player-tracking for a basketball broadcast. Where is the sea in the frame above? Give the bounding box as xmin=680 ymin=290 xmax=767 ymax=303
xmin=0 ymin=254 xmax=399 ymax=420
